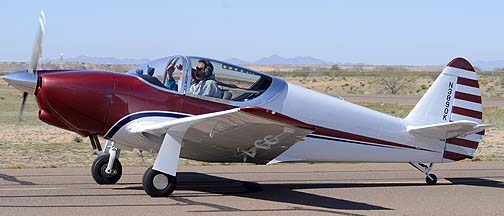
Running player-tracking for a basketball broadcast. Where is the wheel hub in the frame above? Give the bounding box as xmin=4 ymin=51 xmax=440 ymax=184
xmin=153 ymin=173 xmax=169 ymax=190
xmin=100 ymin=164 xmax=116 ymax=177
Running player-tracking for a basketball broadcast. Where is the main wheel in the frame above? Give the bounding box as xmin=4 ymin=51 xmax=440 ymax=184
xmin=142 ymin=167 xmax=177 ymax=197
xmin=425 ymin=174 xmax=437 ymax=185
xmin=91 ymin=154 xmax=122 ymax=185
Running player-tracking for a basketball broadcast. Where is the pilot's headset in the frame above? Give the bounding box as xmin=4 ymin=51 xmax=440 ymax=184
xmin=203 ymin=60 xmax=214 ymax=78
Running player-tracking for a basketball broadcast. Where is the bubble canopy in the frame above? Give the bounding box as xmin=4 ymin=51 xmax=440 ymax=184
xmin=128 ymin=56 xmax=273 ymax=102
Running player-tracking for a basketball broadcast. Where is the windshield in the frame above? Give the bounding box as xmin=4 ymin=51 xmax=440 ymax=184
xmin=128 ymin=56 xmax=185 ymax=92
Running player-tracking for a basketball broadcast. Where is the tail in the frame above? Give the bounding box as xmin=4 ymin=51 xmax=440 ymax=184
xmin=405 ymin=57 xmax=487 ymax=162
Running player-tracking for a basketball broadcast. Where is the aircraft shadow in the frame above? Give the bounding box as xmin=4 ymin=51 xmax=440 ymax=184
xmin=121 ymin=172 xmax=393 ymax=211
xmin=0 ymin=173 xmax=35 ymax=185
xmin=120 ymin=172 xmax=504 ymax=212
xmin=446 ymin=177 xmax=504 ymax=188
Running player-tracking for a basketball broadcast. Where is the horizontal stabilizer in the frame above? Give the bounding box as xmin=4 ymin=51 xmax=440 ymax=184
xmin=407 ymin=120 xmax=494 ymax=140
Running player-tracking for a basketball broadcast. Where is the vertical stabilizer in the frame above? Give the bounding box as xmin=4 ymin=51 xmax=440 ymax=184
xmin=405 ymin=57 xmax=484 ymax=161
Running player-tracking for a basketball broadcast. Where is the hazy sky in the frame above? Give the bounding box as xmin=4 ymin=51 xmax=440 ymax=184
xmin=1 ymin=0 xmax=503 ymax=65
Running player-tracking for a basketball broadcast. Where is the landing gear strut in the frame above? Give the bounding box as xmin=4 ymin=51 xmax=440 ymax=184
xmin=409 ymin=162 xmax=437 ymax=185
xmin=141 ymin=132 xmax=181 ymax=197
xmin=91 ymin=140 xmax=122 ymax=184
xmin=142 ymin=166 xmax=177 ymax=197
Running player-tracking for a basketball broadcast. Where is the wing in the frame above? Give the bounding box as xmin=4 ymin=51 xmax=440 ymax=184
xmin=111 ymin=106 xmax=315 ymax=164
xmin=407 ymin=120 xmax=494 ymax=140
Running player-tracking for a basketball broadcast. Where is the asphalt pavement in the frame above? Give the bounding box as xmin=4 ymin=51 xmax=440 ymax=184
xmin=0 ymin=162 xmax=503 ymax=216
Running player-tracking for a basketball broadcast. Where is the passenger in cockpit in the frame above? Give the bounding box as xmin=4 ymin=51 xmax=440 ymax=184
xmin=139 ymin=65 xmax=164 ymax=87
xmin=136 ymin=69 xmax=143 ymax=75
xmin=147 ymin=66 xmax=155 ymax=76
xmin=189 ymin=60 xmax=222 ymax=98
xmin=165 ymin=59 xmax=183 ymax=91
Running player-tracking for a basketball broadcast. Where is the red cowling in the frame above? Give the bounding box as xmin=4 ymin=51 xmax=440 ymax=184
xmin=35 ymin=71 xmax=235 ymax=137
xmin=36 ymin=71 xmax=114 ymax=136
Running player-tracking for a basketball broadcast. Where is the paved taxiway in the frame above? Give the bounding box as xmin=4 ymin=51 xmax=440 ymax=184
xmin=0 ymin=162 xmax=503 ymax=216
xmin=342 ymin=95 xmax=504 ymax=107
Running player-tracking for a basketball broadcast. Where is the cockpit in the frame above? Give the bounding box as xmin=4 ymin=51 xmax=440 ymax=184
xmin=127 ymin=56 xmax=273 ymax=103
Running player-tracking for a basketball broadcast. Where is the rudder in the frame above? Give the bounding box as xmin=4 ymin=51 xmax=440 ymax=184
xmin=405 ymin=57 xmax=484 ymax=161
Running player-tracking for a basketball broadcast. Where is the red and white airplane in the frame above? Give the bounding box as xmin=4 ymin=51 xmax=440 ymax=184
xmin=3 ymin=12 xmax=493 ymax=197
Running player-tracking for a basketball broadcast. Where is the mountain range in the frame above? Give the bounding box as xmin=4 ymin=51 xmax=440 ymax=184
xmin=45 ymin=55 xmax=504 ymax=70
xmin=226 ymin=55 xmax=338 ymax=65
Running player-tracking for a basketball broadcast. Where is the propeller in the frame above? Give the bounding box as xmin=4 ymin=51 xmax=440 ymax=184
xmin=18 ymin=92 xmax=28 ymax=122
xmin=18 ymin=11 xmax=46 ymax=121
xmin=29 ymin=10 xmax=46 ymax=74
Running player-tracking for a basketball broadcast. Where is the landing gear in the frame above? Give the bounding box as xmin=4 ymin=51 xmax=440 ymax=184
xmin=409 ymin=162 xmax=437 ymax=185
xmin=426 ymin=173 xmax=438 ymax=185
xmin=91 ymin=140 xmax=122 ymax=184
xmin=92 ymin=154 xmax=122 ymax=184
xmin=142 ymin=167 xmax=177 ymax=197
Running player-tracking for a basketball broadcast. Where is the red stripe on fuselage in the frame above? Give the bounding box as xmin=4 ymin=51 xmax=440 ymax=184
xmin=313 ymin=127 xmax=419 ymax=150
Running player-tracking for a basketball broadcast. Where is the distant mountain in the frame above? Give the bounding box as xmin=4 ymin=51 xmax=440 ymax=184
xmin=473 ymin=60 xmax=504 ymax=71
xmin=38 ymin=55 xmax=504 ymax=69
xmin=225 ymin=55 xmax=336 ymax=65
xmin=46 ymin=55 xmax=150 ymax=65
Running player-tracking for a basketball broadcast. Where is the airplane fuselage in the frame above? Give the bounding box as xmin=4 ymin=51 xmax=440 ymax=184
xmin=35 ymin=69 xmax=444 ymax=164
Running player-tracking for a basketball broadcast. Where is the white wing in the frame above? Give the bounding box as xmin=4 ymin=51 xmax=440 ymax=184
xmin=109 ymin=107 xmax=315 ymax=164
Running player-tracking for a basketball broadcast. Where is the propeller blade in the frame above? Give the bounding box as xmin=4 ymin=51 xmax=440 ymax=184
xmin=18 ymin=92 xmax=28 ymax=122
xmin=29 ymin=10 xmax=46 ymax=74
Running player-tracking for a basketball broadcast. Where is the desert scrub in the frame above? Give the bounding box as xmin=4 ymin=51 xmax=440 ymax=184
xmin=73 ymin=136 xmax=83 ymax=143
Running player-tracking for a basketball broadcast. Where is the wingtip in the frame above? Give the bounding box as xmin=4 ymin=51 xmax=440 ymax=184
xmin=447 ymin=57 xmax=475 ymax=72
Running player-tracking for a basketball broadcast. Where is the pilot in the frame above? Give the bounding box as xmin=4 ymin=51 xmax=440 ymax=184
xmin=189 ymin=60 xmax=222 ymax=98
xmin=165 ymin=58 xmax=183 ymax=91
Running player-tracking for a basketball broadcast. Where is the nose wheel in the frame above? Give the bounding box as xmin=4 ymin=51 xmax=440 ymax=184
xmin=142 ymin=167 xmax=177 ymax=197
xmin=91 ymin=154 xmax=122 ymax=184
xmin=91 ymin=140 xmax=122 ymax=185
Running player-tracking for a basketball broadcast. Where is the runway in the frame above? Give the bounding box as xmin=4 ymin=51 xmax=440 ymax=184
xmin=0 ymin=162 xmax=503 ymax=216
xmin=341 ymin=95 xmax=504 ymax=107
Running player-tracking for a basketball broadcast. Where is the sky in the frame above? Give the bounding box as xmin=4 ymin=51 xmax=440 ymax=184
xmin=1 ymin=0 xmax=503 ymax=65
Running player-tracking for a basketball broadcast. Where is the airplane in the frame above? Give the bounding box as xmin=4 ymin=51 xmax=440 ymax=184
xmin=2 ymin=12 xmax=494 ymax=197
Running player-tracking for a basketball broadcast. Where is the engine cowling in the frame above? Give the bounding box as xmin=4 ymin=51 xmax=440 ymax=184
xmin=36 ymin=71 xmax=114 ymax=136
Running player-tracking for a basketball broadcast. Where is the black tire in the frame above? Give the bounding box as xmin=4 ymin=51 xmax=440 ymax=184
xmin=91 ymin=154 xmax=122 ymax=185
xmin=425 ymin=174 xmax=437 ymax=185
xmin=142 ymin=167 xmax=177 ymax=197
